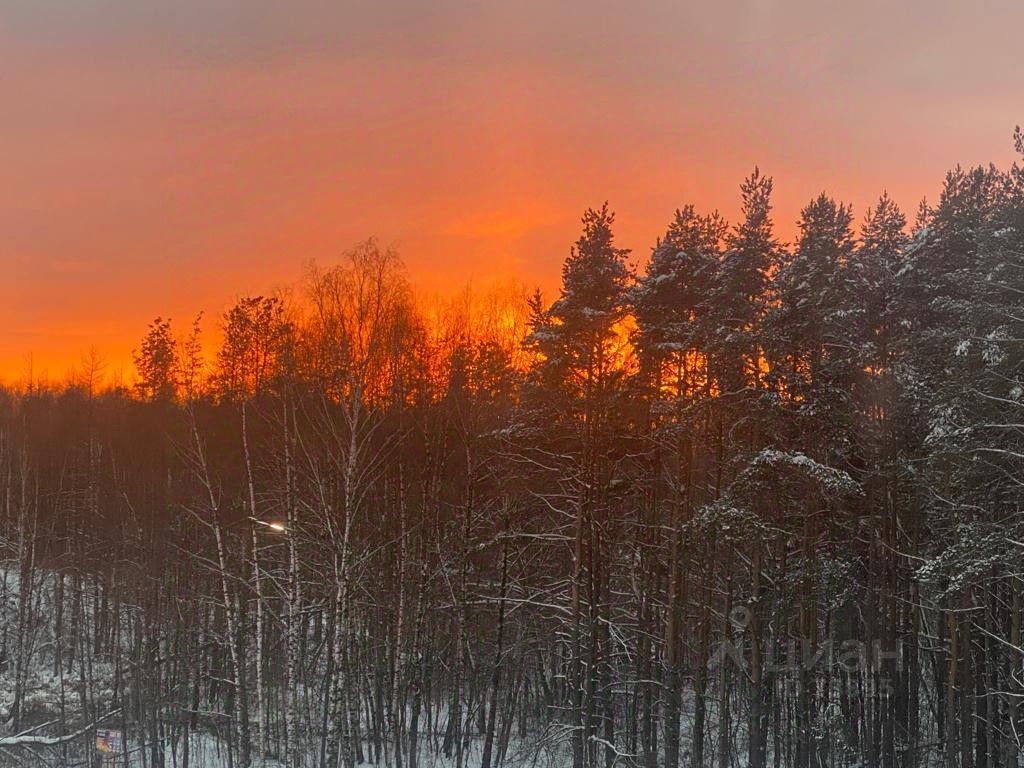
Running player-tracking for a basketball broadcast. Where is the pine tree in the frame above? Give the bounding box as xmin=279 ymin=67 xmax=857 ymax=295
xmin=523 ymin=203 xmax=633 ymax=768
xmin=631 ymin=204 xmax=725 ymax=768
xmin=707 ymin=168 xmax=778 ymax=394
xmin=901 ymin=161 xmax=1011 ymax=768
xmin=525 ymin=202 xmax=633 ymax=414
xmin=632 ymin=204 xmax=725 ymax=398
xmin=770 ymin=192 xmax=856 ymax=412
xmin=697 ymin=172 xmax=780 ymax=768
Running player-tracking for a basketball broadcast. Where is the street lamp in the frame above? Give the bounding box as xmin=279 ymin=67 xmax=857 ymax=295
xmin=247 ymin=516 xmax=288 ymax=533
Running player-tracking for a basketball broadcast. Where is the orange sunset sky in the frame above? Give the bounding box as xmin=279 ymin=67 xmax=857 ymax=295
xmin=2 ymin=1 xmax=1023 ymax=383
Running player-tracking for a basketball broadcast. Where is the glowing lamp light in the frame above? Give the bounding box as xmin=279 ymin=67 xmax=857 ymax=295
xmin=248 ymin=516 xmax=289 ymax=533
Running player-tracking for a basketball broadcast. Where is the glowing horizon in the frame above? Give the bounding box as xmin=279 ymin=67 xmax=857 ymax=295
xmin=2 ymin=0 xmax=1022 ymax=382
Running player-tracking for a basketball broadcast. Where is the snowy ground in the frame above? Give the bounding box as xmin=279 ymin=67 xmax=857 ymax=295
xmin=0 ymin=730 xmax=577 ymax=768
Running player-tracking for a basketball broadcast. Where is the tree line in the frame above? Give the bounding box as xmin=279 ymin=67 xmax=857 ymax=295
xmin=2 ymin=132 xmax=1024 ymax=768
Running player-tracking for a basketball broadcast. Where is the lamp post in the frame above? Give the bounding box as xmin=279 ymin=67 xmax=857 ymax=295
xmin=213 ymin=514 xmax=288 ymax=768
xmin=245 ymin=516 xmax=287 ymax=768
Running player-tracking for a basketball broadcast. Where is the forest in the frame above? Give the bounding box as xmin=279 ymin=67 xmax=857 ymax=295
xmin=2 ymin=133 xmax=1024 ymax=768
